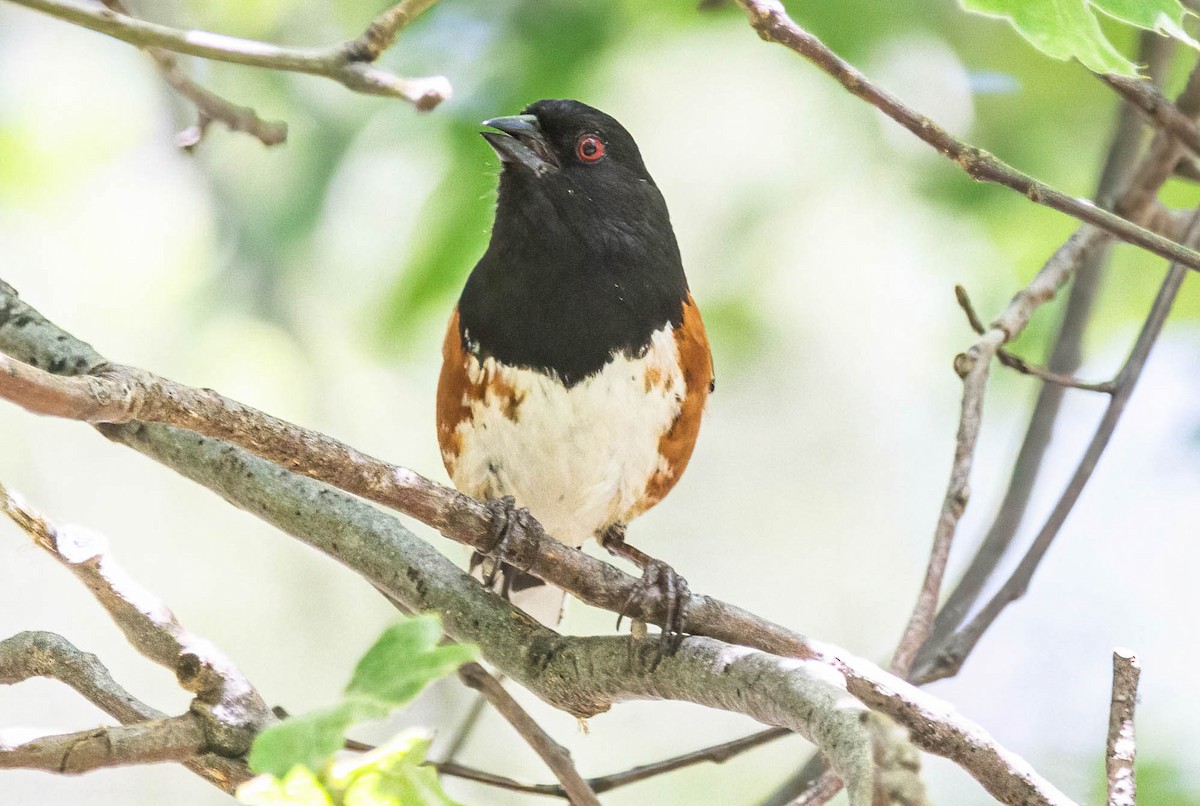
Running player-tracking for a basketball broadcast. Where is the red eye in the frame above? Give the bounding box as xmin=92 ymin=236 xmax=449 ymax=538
xmin=577 ymin=135 xmax=605 ymax=163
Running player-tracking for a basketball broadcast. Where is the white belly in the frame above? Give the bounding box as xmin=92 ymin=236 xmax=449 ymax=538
xmin=447 ymin=325 xmax=684 ymax=547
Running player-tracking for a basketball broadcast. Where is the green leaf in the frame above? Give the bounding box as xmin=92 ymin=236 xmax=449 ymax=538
xmin=330 ymin=734 xmax=460 ymax=806
xmin=963 ymin=0 xmax=1137 ymax=74
xmin=237 ymin=766 xmax=335 ymax=806
xmin=248 ymin=706 xmax=364 ymax=778
xmin=345 ymin=616 xmax=478 ymax=708
xmin=1092 ymin=0 xmax=1199 ymax=47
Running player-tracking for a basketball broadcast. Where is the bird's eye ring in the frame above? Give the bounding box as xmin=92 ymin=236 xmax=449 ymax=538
xmin=576 ymin=135 xmax=605 ymax=163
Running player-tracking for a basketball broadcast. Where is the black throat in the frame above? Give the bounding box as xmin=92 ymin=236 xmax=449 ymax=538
xmin=457 ymin=167 xmax=689 ymax=387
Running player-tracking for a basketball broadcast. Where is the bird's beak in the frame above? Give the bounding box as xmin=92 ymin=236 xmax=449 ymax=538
xmin=481 ymin=114 xmax=554 ymax=175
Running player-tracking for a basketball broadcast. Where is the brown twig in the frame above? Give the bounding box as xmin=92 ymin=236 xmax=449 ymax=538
xmin=100 ymin=0 xmax=286 ymax=148
xmin=0 ymin=714 xmax=208 ymax=774
xmin=457 ymin=662 xmax=600 ymax=805
xmin=1106 ymin=649 xmax=1140 ymax=806
xmin=6 ymin=0 xmax=450 ymax=110
xmin=912 ymin=34 xmax=1177 ymax=674
xmin=916 ymin=210 xmax=1199 ymax=682
xmin=731 ymin=0 xmax=1200 ymax=273
xmin=1102 ymin=74 xmax=1200 ymax=157
xmin=0 ymin=481 xmax=267 ymax=789
xmin=954 ymin=285 xmax=1115 ymax=393
xmin=435 ymin=727 xmax=790 ymax=798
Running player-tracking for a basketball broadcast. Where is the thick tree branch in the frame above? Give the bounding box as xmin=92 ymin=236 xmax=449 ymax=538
xmin=1106 ymin=649 xmax=1139 ymax=806
xmin=0 ymin=281 xmax=1075 ymax=806
xmin=0 ymin=714 xmax=208 ymax=774
xmin=4 ymin=0 xmax=450 ymax=110
xmin=457 ymin=662 xmax=600 ymax=805
xmin=731 ymin=0 xmax=1200 ymax=273
xmin=0 ymin=338 xmax=815 ymax=664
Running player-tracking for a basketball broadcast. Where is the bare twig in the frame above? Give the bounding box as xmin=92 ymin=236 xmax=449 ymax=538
xmin=437 ymin=727 xmax=790 ymax=797
xmin=731 ymin=0 xmax=1200 ymax=272
xmin=0 ymin=714 xmax=207 ymax=774
xmin=913 ymin=34 xmax=1177 ymax=672
xmin=0 ymin=631 xmax=250 ymax=791
xmin=1102 ymin=74 xmax=1200 ymax=157
xmin=0 ymin=480 xmax=270 ymax=743
xmin=457 ymin=662 xmax=600 ymax=805
xmin=918 ymin=211 xmax=1199 ymax=682
xmin=99 ymin=0 xmax=286 ymax=148
xmin=954 ymin=285 xmax=1115 ymax=393
xmin=1106 ymin=649 xmax=1140 ymax=806
xmin=6 ymin=0 xmax=450 ymax=110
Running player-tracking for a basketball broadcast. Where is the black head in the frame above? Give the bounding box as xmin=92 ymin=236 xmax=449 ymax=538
xmin=482 ymin=98 xmax=654 ymax=184
xmin=459 ymin=99 xmax=689 ymax=386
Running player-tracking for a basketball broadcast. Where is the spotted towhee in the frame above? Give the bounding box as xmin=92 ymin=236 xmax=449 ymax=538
xmin=437 ymin=99 xmax=712 ymax=644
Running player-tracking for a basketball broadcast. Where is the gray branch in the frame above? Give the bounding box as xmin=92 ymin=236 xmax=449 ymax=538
xmin=0 ymin=280 xmax=1076 ymax=805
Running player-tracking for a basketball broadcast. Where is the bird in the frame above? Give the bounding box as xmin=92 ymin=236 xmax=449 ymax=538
xmin=436 ymin=99 xmax=713 ymax=647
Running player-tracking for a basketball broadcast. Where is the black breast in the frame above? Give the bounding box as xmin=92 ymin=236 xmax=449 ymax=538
xmin=457 ymin=173 xmax=689 ymax=387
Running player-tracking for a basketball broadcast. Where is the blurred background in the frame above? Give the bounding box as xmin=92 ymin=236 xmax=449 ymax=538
xmin=2 ymin=0 xmax=1200 ymax=803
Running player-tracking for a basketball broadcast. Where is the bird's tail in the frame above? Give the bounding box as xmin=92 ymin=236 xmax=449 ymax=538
xmin=469 ymin=552 xmax=567 ymax=627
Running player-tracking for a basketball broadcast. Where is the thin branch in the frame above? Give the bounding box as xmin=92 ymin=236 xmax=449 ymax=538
xmin=0 ymin=714 xmax=207 ymax=774
xmin=1102 ymin=74 xmax=1200 ymax=157
xmin=457 ymin=662 xmax=600 ymax=806
xmin=889 ymin=226 xmax=1105 ymax=676
xmin=912 ymin=33 xmax=1177 ymax=674
xmin=100 ymin=0 xmax=286 ymax=148
xmin=5 ymin=0 xmax=450 ymax=110
xmin=954 ymin=285 xmax=1115 ymax=393
xmin=731 ymin=0 xmax=1200 ymax=273
xmin=919 ymin=210 xmax=1199 ymax=682
xmin=0 ymin=478 xmax=270 ymax=764
xmin=0 ymin=631 xmax=251 ymax=791
xmin=0 ymin=631 xmax=158 ymax=724
xmin=0 ymin=282 xmax=1076 ymax=806
xmin=1106 ymin=649 xmax=1140 ymax=806
xmin=436 ymin=726 xmax=790 ymax=797
xmin=0 ymin=346 xmax=816 ymax=664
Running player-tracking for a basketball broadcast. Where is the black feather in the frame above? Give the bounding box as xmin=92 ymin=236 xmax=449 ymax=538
xmin=458 ymin=99 xmax=689 ymax=387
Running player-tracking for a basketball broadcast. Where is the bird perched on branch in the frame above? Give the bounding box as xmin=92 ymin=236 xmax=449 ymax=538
xmin=437 ymin=99 xmax=712 ymax=649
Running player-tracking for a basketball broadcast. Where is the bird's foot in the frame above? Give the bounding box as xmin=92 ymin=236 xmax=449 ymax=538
xmin=481 ymin=496 xmax=539 ymax=585
xmin=619 ymin=559 xmax=690 ymax=666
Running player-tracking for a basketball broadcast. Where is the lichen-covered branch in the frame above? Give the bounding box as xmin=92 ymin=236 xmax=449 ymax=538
xmin=1106 ymin=649 xmax=1140 ymax=806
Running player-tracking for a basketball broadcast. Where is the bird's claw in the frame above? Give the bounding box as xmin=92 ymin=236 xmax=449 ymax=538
xmin=481 ymin=496 xmax=537 ymax=585
xmin=616 ymin=559 xmax=690 ymax=665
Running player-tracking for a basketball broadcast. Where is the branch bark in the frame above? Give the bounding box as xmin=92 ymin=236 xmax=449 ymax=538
xmin=4 ymin=0 xmax=450 ymax=110
xmin=457 ymin=662 xmax=600 ymax=806
xmin=0 ymin=280 xmax=1075 ymax=806
xmin=0 ymin=714 xmax=208 ymax=774
xmin=1106 ymin=649 xmax=1140 ymax=806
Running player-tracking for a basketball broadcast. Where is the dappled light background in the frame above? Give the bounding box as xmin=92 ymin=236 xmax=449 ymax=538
xmin=3 ymin=0 xmax=1200 ymax=803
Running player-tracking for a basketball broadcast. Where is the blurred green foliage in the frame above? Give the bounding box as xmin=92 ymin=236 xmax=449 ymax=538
xmin=161 ymin=0 xmax=1200 ymax=376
